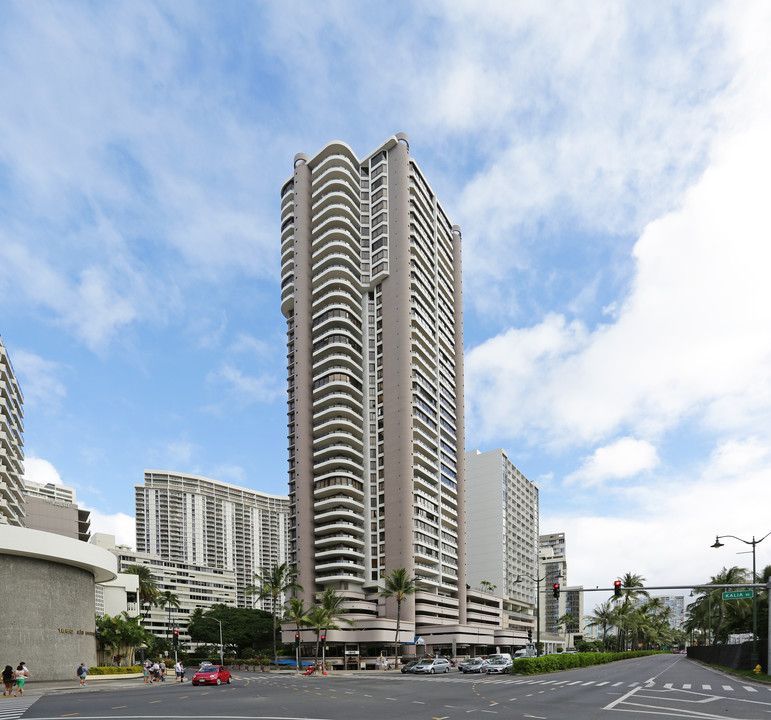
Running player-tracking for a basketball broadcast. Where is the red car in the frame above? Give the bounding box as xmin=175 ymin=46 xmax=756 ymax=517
xmin=192 ymin=665 xmax=231 ymax=685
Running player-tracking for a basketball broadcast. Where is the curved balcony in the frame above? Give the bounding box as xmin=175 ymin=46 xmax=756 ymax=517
xmin=312 ymin=262 xmax=361 ymax=293
xmin=314 ymin=493 xmax=364 ymax=514
xmin=312 ymin=390 xmax=363 ymax=414
xmin=313 ymin=475 xmax=364 ymax=501
xmin=312 ymin=148 xmax=358 ymax=179
xmin=316 ymin=569 xmax=366 ymax=587
xmin=313 ymin=404 xmax=364 ymax=428
xmin=314 ymin=544 xmax=365 ymax=561
xmin=314 ymin=531 xmax=365 ymax=549
xmin=314 ymin=455 xmax=362 ymax=478
xmin=312 ymin=250 xmax=360 ymax=280
xmin=314 ymin=517 xmax=365 ymax=538
xmin=312 ymin=235 xmax=360 ymax=269
xmin=314 ymin=353 xmax=362 ymax=382
xmin=312 ymin=185 xmax=359 ymax=219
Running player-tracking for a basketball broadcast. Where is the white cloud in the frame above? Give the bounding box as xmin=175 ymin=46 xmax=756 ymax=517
xmin=565 ymin=438 xmax=659 ymax=487
xmin=10 ymin=350 xmax=67 ymax=411
xmin=466 ymin=1 xmax=771 ymax=451
xmin=206 ymin=363 xmax=284 ymax=406
xmin=23 ymin=456 xmax=64 ymax=486
xmin=87 ymin=508 xmax=136 ymax=550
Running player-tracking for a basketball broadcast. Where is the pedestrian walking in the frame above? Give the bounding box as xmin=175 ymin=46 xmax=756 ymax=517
xmin=174 ymin=660 xmax=185 ymax=682
xmin=151 ymin=661 xmax=161 ymax=683
xmin=142 ymin=660 xmax=151 ymax=684
xmin=159 ymin=659 xmax=166 ymax=682
xmin=77 ymin=663 xmax=88 ymax=686
xmin=2 ymin=665 xmax=14 ymax=696
xmin=11 ymin=664 xmax=30 ymax=696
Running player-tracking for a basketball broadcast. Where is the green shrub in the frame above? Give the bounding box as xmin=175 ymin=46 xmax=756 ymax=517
xmin=88 ymin=666 xmax=143 ymax=675
xmin=511 ymin=651 xmax=665 ymax=675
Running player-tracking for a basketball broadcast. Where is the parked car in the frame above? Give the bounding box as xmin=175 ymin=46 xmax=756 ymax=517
xmin=484 ymin=658 xmax=512 ymax=675
xmin=413 ymin=657 xmax=451 ymax=674
xmin=192 ymin=665 xmax=231 ymax=686
xmin=459 ymin=657 xmax=489 ymax=673
xmin=401 ymin=660 xmax=420 ymax=674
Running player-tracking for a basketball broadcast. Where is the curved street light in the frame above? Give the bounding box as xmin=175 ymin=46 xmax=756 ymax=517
xmin=514 ymin=571 xmax=560 ymax=657
xmin=711 ymin=531 xmax=771 ymax=667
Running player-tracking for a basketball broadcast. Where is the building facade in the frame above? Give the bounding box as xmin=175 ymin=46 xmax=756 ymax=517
xmin=281 ymin=134 xmax=467 ymax=646
xmin=24 ymin=479 xmax=91 ymax=541
xmin=0 ymin=336 xmax=25 ymax=527
xmin=465 ymin=448 xmax=539 ymax=641
xmin=92 ymin=532 xmax=238 ymax=646
xmin=135 ymin=471 xmax=290 ymax=610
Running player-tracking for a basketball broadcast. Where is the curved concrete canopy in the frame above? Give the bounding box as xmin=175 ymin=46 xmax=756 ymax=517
xmin=0 ymin=525 xmax=117 ymax=583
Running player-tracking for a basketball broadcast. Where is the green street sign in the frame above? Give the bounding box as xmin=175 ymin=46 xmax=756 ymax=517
xmin=722 ymin=590 xmax=753 ymax=600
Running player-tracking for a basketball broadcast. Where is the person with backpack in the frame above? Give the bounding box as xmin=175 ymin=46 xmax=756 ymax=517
xmin=1 ymin=665 xmax=14 ymax=696
xmin=77 ymin=663 xmax=88 ymax=687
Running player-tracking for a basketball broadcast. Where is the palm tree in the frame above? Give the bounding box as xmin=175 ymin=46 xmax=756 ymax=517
xmin=284 ymin=597 xmax=309 ymax=674
xmin=379 ymin=568 xmax=420 ymax=667
xmin=304 ymin=606 xmax=342 ymax=667
xmin=245 ymin=562 xmax=303 ymax=668
xmin=124 ymin=564 xmax=159 ymax=612
xmin=585 ymin=601 xmax=615 ymax=650
xmin=157 ymin=590 xmax=181 ymax=643
xmin=613 ymin=572 xmax=649 ymax=650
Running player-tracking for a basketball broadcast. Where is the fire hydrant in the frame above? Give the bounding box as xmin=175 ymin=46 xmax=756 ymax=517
xmin=753 ymin=664 xmax=762 ymax=675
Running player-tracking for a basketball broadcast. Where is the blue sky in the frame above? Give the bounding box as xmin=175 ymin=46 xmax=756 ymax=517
xmin=2 ymin=1 xmax=770 ymax=594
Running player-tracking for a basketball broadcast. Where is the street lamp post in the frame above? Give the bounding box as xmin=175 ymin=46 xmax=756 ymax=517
xmin=515 ymin=572 xmax=558 ymax=657
xmin=711 ymin=531 xmax=771 ymax=667
xmin=213 ymin=618 xmax=224 ymax=665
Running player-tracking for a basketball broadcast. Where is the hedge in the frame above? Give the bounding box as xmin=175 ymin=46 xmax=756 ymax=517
xmin=88 ymin=666 xmax=143 ymax=675
xmin=511 ymin=651 xmax=665 ymax=675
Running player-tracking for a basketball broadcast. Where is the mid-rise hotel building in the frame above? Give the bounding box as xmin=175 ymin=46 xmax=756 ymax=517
xmin=135 ymin=471 xmax=290 ymax=610
xmin=281 ymin=134 xmax=467 ymax=647
xmin=465 ymin=448 xmax=539 ymax=641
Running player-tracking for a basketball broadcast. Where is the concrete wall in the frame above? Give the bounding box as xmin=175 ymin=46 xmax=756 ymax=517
xmin=0 ymin=525 xmax=117 ymax=680
xmin=0 ymin=555 xmax=97 ymax=680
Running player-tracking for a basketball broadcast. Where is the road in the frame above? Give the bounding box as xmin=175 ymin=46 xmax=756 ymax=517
xmin=15 ymin=654 xmax=771 ymax=720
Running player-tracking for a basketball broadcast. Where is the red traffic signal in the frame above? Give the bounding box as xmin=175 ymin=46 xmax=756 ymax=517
xmin=614 ymin=580 xmax=622 ymax=598
xmin=320 ymin=632 xmax=326 ymax=642
xmin=552 ymin=583 xmax=560 ymax=598
xmin=295 ymin=632 xmax=300 ymax=646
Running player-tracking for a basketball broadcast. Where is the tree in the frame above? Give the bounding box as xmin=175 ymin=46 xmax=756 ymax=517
xmin=379 ymin=568 xmax=420 ymax=666
xmin=585 ymin=601 xmax=615 ymax=650
xmin=304 ymin=605 xmax=341 ymax=666
xmin=186 ymin=605 xmax=274 ymax=657
xmin=612 ymin=572 xmax=649 ymax=650
xmin=124 ymin=564 xmax=159 ymax=608
xmin=284 ymin=597 xmax=309 ymax=673
xmin=245 ymin=563 xmax=303 ymax=667
xmin=95 ymin=612 xmax=153 ymax=666
xmin=157 ymin=590 xmax=181 ymax=643
xmin=480 ymin=580 xmax=497 ymax=593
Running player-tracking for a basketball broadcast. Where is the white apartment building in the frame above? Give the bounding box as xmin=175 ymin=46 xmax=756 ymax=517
xmin=24 ymin=479 xmax=90 ymax=541
xmin=135 ymin=471 xmax=290 ymax=610
xmin=539 ymin=533 xmax=584 ymax=648
xmin=465 ymin=449 xmax=539 ymax=641
xmin=92 ymin=532 xmax=237 ymax=645
xmin=281 ymin=134 xmax=468 ymax=653
xmin=0 ymin=336 xmax=25 ymax=527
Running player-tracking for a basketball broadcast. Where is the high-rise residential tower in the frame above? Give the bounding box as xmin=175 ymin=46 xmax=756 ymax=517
xmin=0 ymin=336 xmax=25 ymax=527
xmin=136 ymin=471 xmax=290 ymax=610
xmin=281 ymin=134 xmax=467 ymax=641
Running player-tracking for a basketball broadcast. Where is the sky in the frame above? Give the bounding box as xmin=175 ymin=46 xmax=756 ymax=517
xmin=2 ymin=0 xmax=770 ymax=602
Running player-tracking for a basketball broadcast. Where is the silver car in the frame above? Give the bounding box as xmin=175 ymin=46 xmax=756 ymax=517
xmin=460 ymin=657 xmax=489 ymax=673
xmin=484 ymin=659 xmax=512 ymax=675
xmin=413 ymin=657 xmax=451 ymax=674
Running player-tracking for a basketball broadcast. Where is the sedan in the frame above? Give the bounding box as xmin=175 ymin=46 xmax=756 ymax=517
xmin=484 ymin=659 xmax=512 ymax=675
xmin=192 ymin=665 xmax=231 ymax=685
xmin=413 ymin=657 xmax=451 ymax=674
xmin=401 ymin=660 xmax=420 ymax=674
xmin=460 ymin=658 xmax=489 ymax=673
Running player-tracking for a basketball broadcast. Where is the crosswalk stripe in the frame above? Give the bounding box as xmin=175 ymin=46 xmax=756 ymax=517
xmin=683 ymin=683 xmax=691 ymax=689
xmin=702 ymin=684 xmax=711 ymax=690
xmin=743 ymin=686 xmax=757 ymax=692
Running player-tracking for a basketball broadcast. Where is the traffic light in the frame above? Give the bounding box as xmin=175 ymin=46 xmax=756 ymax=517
xmin=295 ymin=632 xmax=300 ymax=647
xmin=552 ymin=583 xmax=560 ymax=598
xmin=173 ymin=630 xmax=179 ymax=649
xmin=528 ymin=628 xmax=533 ymax=642
xmin=320 ymin=631 xmax=326 ymax=643
xmin=614 ymin=580 xmax=622 ymax=598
